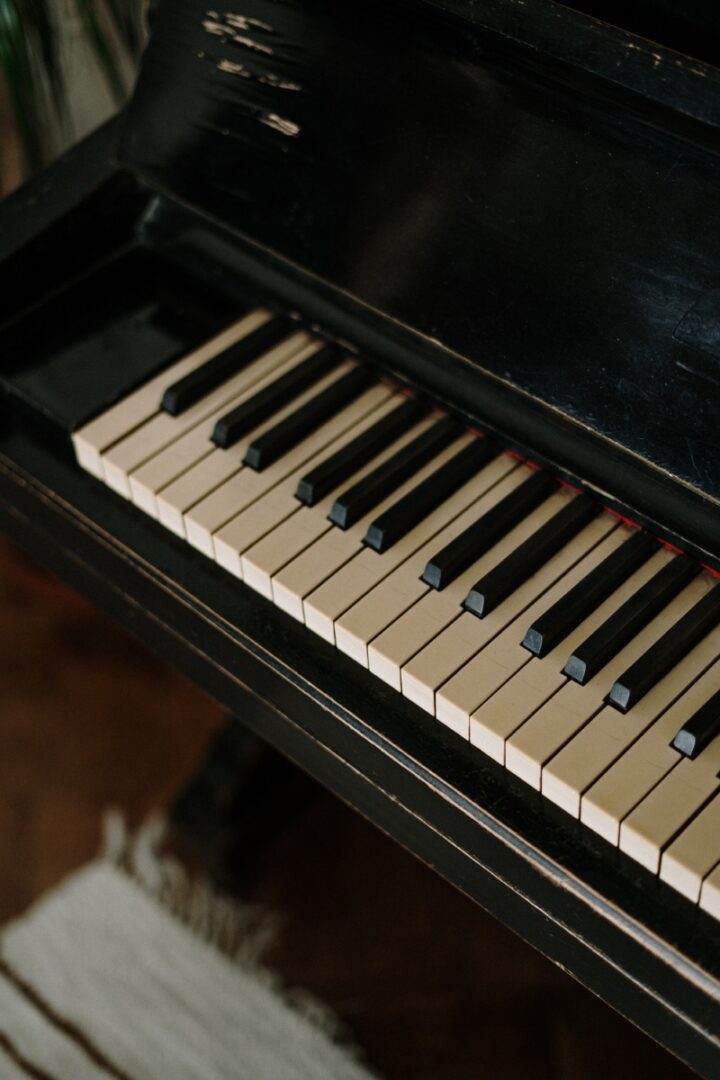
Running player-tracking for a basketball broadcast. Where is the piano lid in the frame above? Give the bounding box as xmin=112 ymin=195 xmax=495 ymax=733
xmin=119 ymin=0 xmax=720 ymax=513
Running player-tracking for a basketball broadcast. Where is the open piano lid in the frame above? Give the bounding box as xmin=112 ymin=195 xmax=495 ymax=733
xmin=118 ymin=0 xmax=720 ymax=558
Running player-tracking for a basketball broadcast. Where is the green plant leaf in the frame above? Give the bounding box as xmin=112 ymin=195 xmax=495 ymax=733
xmin=0 ymin=0 xmax=45 ymax=171
xmin=74 ymin=0 xmax=128 ymax=106
xmin=105 ymin=0 xmax=144 ymax=60
xmin=0 ymin=0 xmax=145 ymax=175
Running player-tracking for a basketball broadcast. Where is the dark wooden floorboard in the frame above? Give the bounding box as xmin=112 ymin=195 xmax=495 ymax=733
xmin=0 ymin=540 xmax=696 ymax=1078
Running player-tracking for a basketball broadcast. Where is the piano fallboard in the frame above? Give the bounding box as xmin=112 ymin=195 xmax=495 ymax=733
xmin=116 ymin=0 xmax=720 ymax=560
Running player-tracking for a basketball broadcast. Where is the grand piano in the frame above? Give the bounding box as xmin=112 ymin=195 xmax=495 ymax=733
xmin=1 ymin=0 xmax=720 ymax=1072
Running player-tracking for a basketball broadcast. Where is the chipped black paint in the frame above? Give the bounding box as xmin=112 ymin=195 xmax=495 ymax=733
xmin=121 ymin=0 xmax=720 ymax=517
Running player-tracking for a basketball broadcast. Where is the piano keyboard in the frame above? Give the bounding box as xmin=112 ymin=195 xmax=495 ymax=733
xmin=73 ymin=310 xmax=720 ymax=919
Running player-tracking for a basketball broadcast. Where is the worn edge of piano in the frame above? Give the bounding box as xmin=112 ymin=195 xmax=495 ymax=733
xmin=0 ymin=118 xmax=720 ymax=1075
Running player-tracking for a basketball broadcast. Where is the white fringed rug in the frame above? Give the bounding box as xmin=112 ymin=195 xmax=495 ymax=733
xmin=0 ymin=817 xmax=378 ymax=1080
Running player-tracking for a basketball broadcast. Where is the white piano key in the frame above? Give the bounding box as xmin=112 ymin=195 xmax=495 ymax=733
xmin=271 ymin=426 xmax=470 ymax=622
xmin=152 ymin=360 xmax=370 ymax=539
xmin=211 ymin=393 xmax=408 ymax=581
xmin=554 ymin=641 xmax=720 ymax=833
xmin=410 ymin=508 xmax=613 ymax=727
xmin=404 ymin=496 xmax=613 ymax=718
xmin=660 ymin=793 xmax=720 ymax=902
xmin=157 ymin=447 xmax=244 ymax=539
xmin=302 ymin=433 xmax=504 ymax=644
xmin=101 ymin=328 xmax=313 ymax=498
xmin=700 ymin=862 xmax=720 ymax=919
xmin=226 ymin=406 xmax=434 ymax=585
xmin=503 ymin=573 xmax=713 ymax=790
xmin=432 ymin=514 xmax=615 ymax=739
xmin=366 ymin=466 xmax=553 ymax=691
xmin=332 ymin=456 xmax=520 ymax=664
xmin=71 ymin=308 xmax=271 ymax=477
xmin=238 ymin=502 xmax=329 ymax=594
xmin=128 ymin=337 xmax=323 ymax=517
xmin=171 ymin=361 xmax=362 ymax=552
xmin=468 ymin=526 xmax=654 ymax=761
xmin=620 ymin=726 xmax=720 ymax=874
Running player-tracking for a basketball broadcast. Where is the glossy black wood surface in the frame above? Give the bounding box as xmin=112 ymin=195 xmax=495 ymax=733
xmin=1 ymin=0 xmax=720 ymax=1070
xmin=120 ymin=0 xmax=720 ymax=550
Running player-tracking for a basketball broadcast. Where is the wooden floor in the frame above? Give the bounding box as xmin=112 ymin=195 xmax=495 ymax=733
xmin=0 ymin=540 xmax=695 ymax=1079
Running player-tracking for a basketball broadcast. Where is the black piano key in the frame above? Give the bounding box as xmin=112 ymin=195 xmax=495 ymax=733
xmin=522 ymin=529 xmax=659 ymax=658
xmin=563 ymin=555 xmax=699 ymax=686
xmin=463 ymin=494 xmax=599 ymax=618
xmin=161 ymin=315 xmax=292 ymax=416
xmin=295 ymin=397 xmax=426 ymax=507
xmin=607 ymin=584 xmax=720 ymax=713
xmin=364 ymin=437 xmax=493 ymax=553
xmin=672 ymin=688 xmax=720 ymax=760
xmin=211 ymin=343 xmax=339 ymax=449
xmin=421 ymin=469 xmax=557 ymax=591
xmin=329 ymin=415 xmax=460 ymax=530
xmin=243 ymin=365 xmax=372 ymax=471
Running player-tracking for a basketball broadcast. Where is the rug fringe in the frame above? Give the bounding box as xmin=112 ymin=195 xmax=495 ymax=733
xmin=101 ymin=810 xmax=279 ymax=962
xmin=99 ymin=811 xmax=366 ymax=1066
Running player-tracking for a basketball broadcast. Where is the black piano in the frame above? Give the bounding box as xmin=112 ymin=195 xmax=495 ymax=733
xmin=2 ymin=0 xmax=720 ymax=1072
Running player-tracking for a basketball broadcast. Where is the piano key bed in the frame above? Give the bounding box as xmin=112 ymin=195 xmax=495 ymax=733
xmin=72 ymin=308 xmax=720 ymax=921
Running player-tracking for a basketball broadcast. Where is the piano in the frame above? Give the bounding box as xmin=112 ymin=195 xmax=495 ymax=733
xmin=1 ymin=0 xmax=720 ymax=1071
